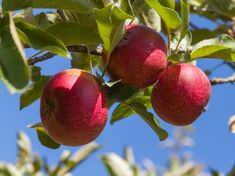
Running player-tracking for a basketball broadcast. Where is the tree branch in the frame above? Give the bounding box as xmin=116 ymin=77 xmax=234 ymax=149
xmin=27 ymin=45 xmax=103 ymax=65
xmin=210 ymin=73 xmax=235 ymax=85
xmin=28 ymin=52 xmax=56 ymax=65
xmin=67 ymin=45 xmax=102 ymax=56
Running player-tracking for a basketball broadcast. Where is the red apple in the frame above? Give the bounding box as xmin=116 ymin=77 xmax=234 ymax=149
xmin=40 ymin=69 xmax=108 ymax=146
xmin=151 ymin=63 xmax=211 ymax=126
xmin=103 ymin=24 xmax=168 ymax=88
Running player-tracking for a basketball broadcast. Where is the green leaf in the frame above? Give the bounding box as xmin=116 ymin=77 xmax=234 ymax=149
xmin=59 ymin=143 xmax=100 ymax=175
xmin=16 ymin=132 xmax=32 ymax=169
xmin=139 ymin=5 xmax=161 ymax=32
xmin=32 ymin=154 xmax=42 ymax=173
xmin=20 ymin=76 xmax=50 ymax=110
xmin=51 ymin=143 xmax=100 ymax=175
xmin=46 ymin=22 xmax=101 ymax=46
xmin=111 ymin=96 xmax=151 ymax=124
xmin=95 ymin=4 xmax=134 ymax=53
xmin=168 ymin=51 xmax=191 ymax=63
xmin=30 ymin=66 xmax=41 ymax=82
xmin=71 ymin=52 xmax=100 ymax=70
xmin=200 ymin=0 xmax=235 ymax=17
xmin=63 ymin=10 xmax=98 ymax=30
xmin=132 ymin=0 xmax=148 ymax=15
xmin=14 ymin=8 xmax=37 ymax=25
xmin=16 ymin=21 xmax=69 ymax=58
xmin=191 ymin=34 xmax=235 ymax=61
xmin=2 ymin=0 xmax=97 ymax=13
xmin=95 ymin=4 xmax=134 ymax=76
xmin=104 ymin=82 xmax=139 ymax=102
xmin=178 ymin=0 xmax=190 ymax=45
xmin=101 ymin=153 xmax=133 ymax=176
xmin=28 ymin=123 xmax=60 ymax=149
xmin=127 ymin=103 xmax=168 ymax=141
xmin=144 ymin=0 xmax=181 ymax=30
xmin=0 ymin=12 xmax=30 ymax=93
xmin=171 ymin=31 xmax=192 ymax=51
xmin=191 ymin=29 xmax=217 ymax=45
xmin=68 ymin=143 xmax=100 ymax=164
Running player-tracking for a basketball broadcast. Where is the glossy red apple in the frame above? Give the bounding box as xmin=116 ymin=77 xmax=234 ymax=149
xmin=40 ymin=69 xmax=108 ymax=146
xmin=103 ymin=24 xmax=168 ymax=88
xmin=151 ymin=63 xmax=211 ymax=126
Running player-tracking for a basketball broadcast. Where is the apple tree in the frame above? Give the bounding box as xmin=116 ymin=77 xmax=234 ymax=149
xmin=0 ymin=0 xmax=235 ymax=151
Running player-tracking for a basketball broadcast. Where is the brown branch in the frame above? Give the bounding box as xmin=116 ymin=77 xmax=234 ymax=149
xmin=28 ymin=52 xmax=56 ymax=65
xmin=210 ymin=73 xmax=235 ymax=85
xmin=67 ymin=45 xmax=102 ymax=56
xmin=27 ymin=45 xmax=103 ymax=66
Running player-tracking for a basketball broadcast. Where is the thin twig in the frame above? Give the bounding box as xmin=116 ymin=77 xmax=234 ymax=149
xmin=28 ymin=52 xmax=56 ymax=65
xmin=210 ymin=73 xmax=235 ymax=85
xmin=67 ymin=45 xmax=102 ymax=56
xmin=27 ymin=45 xmax=102 ymax=65
xmin=29 ymin=50 xmax=45 ymax=60
xmin=85 ymin=46 xmax=94 ymax=75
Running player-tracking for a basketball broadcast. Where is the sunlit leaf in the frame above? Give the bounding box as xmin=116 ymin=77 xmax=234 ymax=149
xmin=28 ymin=123 xmax=60 ymax=149
xmin=139 ymin=5 xmax=161 ymax=32
xmin=159 ymin=0 xmax=175 ymax=9
xmin=191 ymin=34 xmax=235 ymax=61
xmin=52 ymin=143 xmax=100 ymax=175
xmin=145 ymin=0 xmax=181 ymax=30
xmin=16 ymin=21 xmax=69 ymax=58
xmin=127 ymin=103 xmax=168 ymax=141
xmin=95 ymin=4 xmax=134 ymax=53
xmin=178 ymin=0 xmax=190 ymax=45
xmin=102 ymin=153 xmax=133 ymax=176
xmin=111 ymin=96 xmax=151 ymax=124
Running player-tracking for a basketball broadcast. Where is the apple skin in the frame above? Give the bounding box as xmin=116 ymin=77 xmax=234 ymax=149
xmin=151 ymin=63 xmax=211 ymax=126
xmin=40 ymin=69 xmax=108 ymax=146
xmin=103 ymin=24 xmax=168 ymax=88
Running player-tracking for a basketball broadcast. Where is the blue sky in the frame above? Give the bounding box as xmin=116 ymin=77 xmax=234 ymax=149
xmin=0 ymin=5 xmax=235 ymax=176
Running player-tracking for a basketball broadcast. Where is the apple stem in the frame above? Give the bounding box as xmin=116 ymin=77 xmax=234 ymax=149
xmin=167 ymin=31 xmax=171 ymax=54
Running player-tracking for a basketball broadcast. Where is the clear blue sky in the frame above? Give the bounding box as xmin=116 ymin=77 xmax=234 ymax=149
xmin=0 ymin=6 xmax=235 ymax=176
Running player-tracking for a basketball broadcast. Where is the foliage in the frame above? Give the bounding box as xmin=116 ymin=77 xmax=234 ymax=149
xmin=0 ymin=131 xmax=100 ymax=176
xmin=2 ymin=129 xmax=234 ymax=175
xmin=0 ymin=0 xmax=235 ymax=149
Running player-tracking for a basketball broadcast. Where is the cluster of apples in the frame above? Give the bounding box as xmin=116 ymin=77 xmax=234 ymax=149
xmin=40 ymin=24 xmax=211 ymax=146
